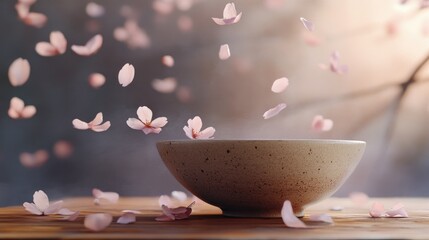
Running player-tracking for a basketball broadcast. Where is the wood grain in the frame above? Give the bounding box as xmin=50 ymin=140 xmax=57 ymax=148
xmin=0 ymin=197 xmax=429 ymax=239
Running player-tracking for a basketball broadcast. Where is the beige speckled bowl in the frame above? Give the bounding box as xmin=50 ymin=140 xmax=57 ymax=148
xmin=156 ymin=140 xmax=365 ymax=218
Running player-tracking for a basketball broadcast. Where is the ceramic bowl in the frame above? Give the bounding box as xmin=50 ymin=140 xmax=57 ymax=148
xmin=156 ymin=140 xmax=365 ymax=218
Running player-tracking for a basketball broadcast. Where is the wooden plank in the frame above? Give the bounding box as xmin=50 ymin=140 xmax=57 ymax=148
xmin=0 ymin=197 xmax=428 ymax=239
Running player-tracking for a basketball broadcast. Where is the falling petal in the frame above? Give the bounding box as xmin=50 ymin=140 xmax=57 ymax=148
xmin=92 ymin=188 xmax=119 ymax=204
xmin=263 ymin=103 xmax=287 ymax=119
xmin=153 ymin=0 xmax=174 ymax=15
xmin=91 ymin=121 xmax=111 ymax=132
xmin=177 ymin=15 xmax=193 ymax=32
xmin=152 ymin=78 xmax=177 ymax=93
xmin=20 ymin=150 xmax=48 ymax=168
xmin=369 ymin=202 xmax=385 ymax=218
xmin=35 ymin=42 xmax=58 ymax=57
xmin=386 ymin=203 xmax=408 ymax=218
xmin=219 ymin=44 xmax=231 ymax=60
xmin=281 ymin=200 xmax=308 ymax=228
xmin=171 ymin=191 xmax=187 ymax=202
xmin=271 ymin=77 xmax=289 ymax=93
xmin=212 ymin=2 xmax=242 ymax=25
xmin=300 ymin=17 xmax=314 ymax=32
xmin=86 ymin=2 xmax=105 ymax=18
xmin=118 ymin=63 xmax=135 ymax=87
xmin=176 ymin=0 xmax=194 ymax=11
xmin=126 ymin=118 xmax=145 ymax=130
xmin=88 ymin=73 xmax=106 ymax=89
xmin=71 ymin=34 xmax=103 ymax=56
xmin=312 ymin=115 xmax=333 ymax=132
xmin=84 ymin=213 xmax=112 ymax=232
xmin=176 ymin=86 xmax=192 ymax=103
xmin=50 ymin=31 xmax=67 ymax=54
xmin=158 ymin=195 xmax=172 ymax=207
xmin=308 ymin=213 xmax=334 ymax=224
xmin=117 ymin=212 xmax=136 ymax=224
xmin=162 ymin=55 xmax=175 ymax=67
xmin=22 ymin=12 xmax=47 ymax=28
xmin=8 ymin=58 xmax=30 ymax=87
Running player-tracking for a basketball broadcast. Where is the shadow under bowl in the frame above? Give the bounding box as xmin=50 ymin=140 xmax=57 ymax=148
xmin=156 ymin=139 xmax=365 ymax=218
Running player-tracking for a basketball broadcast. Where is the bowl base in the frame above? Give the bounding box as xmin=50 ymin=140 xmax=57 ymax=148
xmin=222 ymin=209 xmax=304 ymax=218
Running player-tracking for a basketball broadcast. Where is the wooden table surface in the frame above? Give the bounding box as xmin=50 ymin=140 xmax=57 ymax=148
xmin=0 ymin=197 xmax=428 ymax=239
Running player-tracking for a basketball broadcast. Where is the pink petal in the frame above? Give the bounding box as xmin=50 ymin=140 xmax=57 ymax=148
xmin=50 ymin=31 xmax=67 ymax=54
xmin=72 ymin=119 xmax=89 ymax=130
xmin=89 ymin=112 xmax=103 ymax=126
xmin=281 ymin=200 xmax=308 ymax=228
xmin=151 ymin=117 xmax=168 ymax=128
xmin=58 ymin=208 xmax=76 ymax=216
xmin=152 ymin=0 xmax=174 ymax=15
xmin=142 ymin=127 xmax=162 ymax=135
xmin=176 ymin=86 xmax=193 ymax=103
xmin=137 ymin=106 xmax=153 ymax=124
xmin=19 ymin=150 xmax=48 ymax=168
xmin=171 ymin=191 xmax=187 ymax=202
xmin=183 ymin=126 xmax=193 ymax=139
xmin=23 ymin=12 xmax=47 ymax=28
xmin=33 ymin=190 xmax=49 ymax=212
xmin=23 ymin=202 xmax=42 ymax=215
xmin=92 ymin=188 xmax=119 ymax=204
xmin=329 ymin=205 xmax=344 ymax=211
xmin=21 ymin=105 xmax=37 ymax=118
xmin=196 ymin=127 xmax=216 ymax=139
xmin=386 ymin=203 xmax=408 ymax=218
xmin=271 ymin=77 xmax=289 ymax=93
xmin=126 ymin=118 xmax=145 ymax=130
xmin=117 ymin=212 xmax=136 ymax=224
xmin=177 ymin=15 xmax=193 ymax=32
xmin=10 ymin=97 xmax=25 ymax=112
xmin=263 ymin=103 xmax=287 ymax=119
xmin=15 ymin=3 xmax=30 ymax=18
xmin=35 ymin=42 xmax=58 ymax=57
xmin=44 ymin=200 xmax=63 ymax=215
xmin=91 ymin=121 xmax=111 ymax=132
xmin=162 ymin=55 xmax=175 ymax=67
xmin=8 ymin=58 xmax=30 ymax=87
xmin=312 ymin=115 xmax=333 ymax=132
xmin=190 ymin=116 xmax=202 ymax=133
xmin=84 ymin=213 xmax=112 ymax=232
xmin=113 ymin=27 xmax=129 ymax=42
xmin=308 ymin=213 xmax=334 ymax=224
xmin=223 ymin=3 xmax=238 ymax=19
xmin=86 ymin=2 xmax=105 ymax=18
xmin=212 ymin=17 xmax=227 ymax=25
xmin=88 ymin=73 xmax=106 ymax=89
xmin=302 ymin=31 xmax=321 ymax=46
xmin=158 ymin=195 xmax=172 ymax=207
xmin=152 ymin=78 xmax=177 ymax=93
xmin=161 ymin=205 xmax=175 ymax=220
xmin=155 ymin=214 xmax=175 ymax=221
xmin=300 ymin=17 xmax=314 ymax=32
xmin=53 ymin=140 xmax=74 ymax=159
xmin=118 ymin=63 xmax=135 ymax=87
xmin=176 ymin=0 xmax=194 ymax=11
xmin=71 ymin=34 xmax=103 ymax=56
xmin=219 ymin=44 xmax=231 ymax=60
xmin=369 ymin=202 xmax=385 ymax=218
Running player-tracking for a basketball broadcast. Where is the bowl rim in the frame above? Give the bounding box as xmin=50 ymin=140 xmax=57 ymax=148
xmin=157 ymin=139 xmax=366 ymax=145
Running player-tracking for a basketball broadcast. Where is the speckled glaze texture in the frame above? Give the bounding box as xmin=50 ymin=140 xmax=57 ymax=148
xmin=156 ymin=140 xmax=366 ymax=218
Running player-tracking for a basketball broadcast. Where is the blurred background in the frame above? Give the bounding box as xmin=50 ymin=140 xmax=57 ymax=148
xmin=1 ymin=0 xmax=429 ymax=206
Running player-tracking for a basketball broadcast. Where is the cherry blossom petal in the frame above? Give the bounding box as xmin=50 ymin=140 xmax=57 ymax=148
xmin=197 ymin=127 xmax=215 ymax=139
xmin=84 ymin=213 xmax=112 ymax=232
xmin=33 ymin=190 xmax=49 ymax=212
xmin=153 ymin=0 xmax=174 ymax=15
xmin=312 ymin=115 xmax=333 ymax=132
xmin=72 ymin=119 xmax=89 ymax=130
xmin=53 ymin=140 xmax=74 ymax=159
xmin=126 ymin=118 xmax=145 ymax=130
xmin=8 ymin=58 xmax=30 ymax=87
xmin=91 ymin=121 xmax=111 ymax=132
xmin=23 ymin=202 xmax=42 ymax=215
xmin=15 ymin=3 xmax=30 ymax=18
xmin=67 ymin=211 xmax=80 ymax=221
xmin=9 ymin=97 xmax=36 ymax=119
xmin=19 ymin=150 xmax=48 ymax=168
xmin=189 ymin=116 xmax=202 ymax=133
xmin=35 ymin=42 xmax=58 ymax=57
xmin=50 ymin=31 xmax=67 ymax=54
xmin=10 ymin=97 xmax=25 ymax=112
xmin=44 ymin=200 xmax=63 ymax=215
xmin=86 ymin=2 xmax=105 ymax=18
xmin=113 ymin=27 xmax=129 ymax=42
xmin=219 ymin=44 xmax=231 ymax=60
xmin=162 ymin=55 xmax=175 ymax=67
xmin=177 ymin=15 xmax=193 ymax=32
xmin=386 ymin=203 xmax=409 ymax=218
xmin=171 ymin=191 xmax=187 ymax=202
xmin=71 ymin=34 xmax=103 ymax=56
xmin=263 ymin=103 xmax=287 ymax=119
xmin=92 ymin=188 xmax=119 ymax=204
xmin=118 ymin=63 xmax=135 ymax=87
xmin=88 ymin=73 xmax=105 ymax=89
xmin=183 ymin=126 xmax=193 ymax=139
xmin=158 ymin=195 xmax=172 ymax=207
xmin=155 ymin=214 xmax=175 ymax=221
xmin=23 ymin=12 xmax=47 ymax=28
xmin=89 ymin=112 xmax=103 ymax=126
xmin=142 ymin=127 xmax=162 ymax=135
xmin=137 ymin=106 xmax=153 ymax=124
xmin=271 ymin=77 xmax=289 ymax=93
xmin=369 ymin=202 xmax=385 ymax=218
xmin=117 ymin=212 xmax=136 ymax=224
xmin=281 ymin=200 xmax=308 ymax=228
xmin=151 ymin=117 xmax=168 ymax=128
xmin=161 ymin=205 xmax=175 ymax=220
xmin=152 ymin=78 xmax=177 ymax=93
xmin=308 ymin=213 xmax=333 ymax=224
xmin=58 ymin=208 xmax=76 ymax=216
xmin=212 ymin=3 xmax=242 ymax=25
xmin=300 ymin=17 xmax=314 ymax=32
xmin=21 ymin=106 xmax=37 ymax=118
